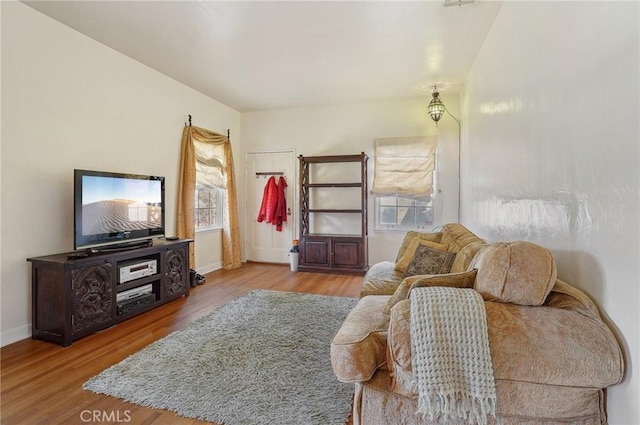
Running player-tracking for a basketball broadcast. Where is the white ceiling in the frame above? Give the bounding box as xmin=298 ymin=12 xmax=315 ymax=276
xmin=23 ymin=1 xmax=503 ymax=112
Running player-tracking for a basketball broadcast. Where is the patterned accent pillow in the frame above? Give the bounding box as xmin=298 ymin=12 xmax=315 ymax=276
xmin=395 ymin=231 xmax=443 ymax=263
xmin=395 ymin=239 xmax=449 ymax=273
xmin=404 ymin=244 xmax=457 ymax=277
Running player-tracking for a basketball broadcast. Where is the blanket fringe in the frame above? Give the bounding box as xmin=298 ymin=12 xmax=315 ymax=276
xmin=416 ymin=391 xmax=496 ymax=425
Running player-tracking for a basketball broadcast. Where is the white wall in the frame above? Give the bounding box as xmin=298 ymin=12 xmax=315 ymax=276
xmin=0 ymin=2 xmax=241 ymax=345
xmin=241 ymin=96 xmax=461 ymax=264
xmin=463 ymin=2 xmax=639 ymax=423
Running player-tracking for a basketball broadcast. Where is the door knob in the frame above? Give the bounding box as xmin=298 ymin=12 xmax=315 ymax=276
xmin=287 ymin=207 xmax=292 ymax=216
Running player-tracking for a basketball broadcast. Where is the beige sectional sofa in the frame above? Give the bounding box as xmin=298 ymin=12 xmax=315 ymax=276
xmin=332 ymin=223 xmax=624 ymax=424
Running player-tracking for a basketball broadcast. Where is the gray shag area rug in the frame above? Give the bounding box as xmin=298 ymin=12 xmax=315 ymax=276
xmin=84 ymin=289 xmax=358 ymax=425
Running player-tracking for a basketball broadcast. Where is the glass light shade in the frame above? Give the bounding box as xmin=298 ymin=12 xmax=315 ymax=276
xmin=428 ymin=90 xmax=445 ymax=123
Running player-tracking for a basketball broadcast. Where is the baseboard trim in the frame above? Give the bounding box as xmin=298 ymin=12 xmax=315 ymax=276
xmin=1 ymin=324 xmax=31 ymax=347
xmin=197 ymin=262 xmax=223 ymax=276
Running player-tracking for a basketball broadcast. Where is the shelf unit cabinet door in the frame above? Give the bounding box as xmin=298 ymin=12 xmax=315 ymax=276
xmin=301 ymin=237 xmax=330 ymax=268
xmin=331 ymin=238 xmax=364 ymax=269
xmin=163 ymin=247 xmax=188 ymax=299
xmin=71 ymin=263 xmax=115 ymax=336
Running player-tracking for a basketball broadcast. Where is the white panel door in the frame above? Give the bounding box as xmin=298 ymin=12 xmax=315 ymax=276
xmin=246 ymin=151 xmax=296 ymax=263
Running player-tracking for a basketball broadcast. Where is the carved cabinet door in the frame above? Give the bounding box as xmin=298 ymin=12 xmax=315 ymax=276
xmin=164 ymin=248 xmax=187 ymax=298
xmin=71 ymin=264 xmax=114 ymax=334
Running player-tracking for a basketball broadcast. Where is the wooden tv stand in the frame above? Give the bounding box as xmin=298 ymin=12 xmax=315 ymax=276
xmin=27 ymin=238 xmax=191 ymax=346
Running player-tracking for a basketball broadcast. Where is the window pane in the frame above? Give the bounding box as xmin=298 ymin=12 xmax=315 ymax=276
xmin=397 ymin=207 xmax=411 ymax=225
xmin=399 ymin=207 xmax=415 ymax=226
xmin=380 ymin=206 xmax=397 ymax=225
xmin=416 ymin=207 xmax=433 ymax=226
xmin=197 ymin=209 xmax=211 ymax=228
xmin=198 ymin=190 xmax=211 ymax=208
xmin=397 ymin=197 xmax=413 ymax=207
xmin=195 ymin=188 xmax=223 ymax=230
xmin=379 ymin=196 xmax=398 ymax=206
xmin=414 ymin=197 xmax=432 ymax=207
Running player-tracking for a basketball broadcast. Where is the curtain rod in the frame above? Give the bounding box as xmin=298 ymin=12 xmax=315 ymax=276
xmin=186 ymin=114 xmax=231 ymax=141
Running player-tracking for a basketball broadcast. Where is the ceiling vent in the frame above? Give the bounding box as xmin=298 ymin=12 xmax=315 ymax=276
xmin=443 ymin=0 xmax=475 ymax=7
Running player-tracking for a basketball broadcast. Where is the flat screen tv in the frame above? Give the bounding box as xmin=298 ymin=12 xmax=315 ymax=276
xmin=74 ymin=169 xmax=165 ymax=251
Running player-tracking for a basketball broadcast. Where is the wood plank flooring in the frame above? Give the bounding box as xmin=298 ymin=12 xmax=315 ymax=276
xmin=1 ymin=262 xmax=362 ymax=425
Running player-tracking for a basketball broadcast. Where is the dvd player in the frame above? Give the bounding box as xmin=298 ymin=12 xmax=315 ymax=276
xmin=117 ymin=293 xmax=155 ymax=315
xmin=116 ymin=284 xmax=153 ymax=303
xmin=119 ymin=259 xmax=157 ymax=284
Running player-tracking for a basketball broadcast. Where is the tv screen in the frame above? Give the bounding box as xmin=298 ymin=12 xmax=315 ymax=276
xmin=74 ymin=169 xmax=165 ymax=250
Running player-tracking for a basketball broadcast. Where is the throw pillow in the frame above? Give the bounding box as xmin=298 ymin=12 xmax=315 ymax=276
xmin=395 ymin=231 xmax=443 ymax=263
xmin=383 ymin=269 xmax=477 ymax=314
xmin=472 ymin=241 xmax=557 ymax=306
xmin=395 ymin=239 xmax=449 ymax=273
xmin=404 ymin=244 xmax=456 ymax=277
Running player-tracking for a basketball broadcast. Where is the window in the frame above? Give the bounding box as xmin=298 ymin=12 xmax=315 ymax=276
xmin=375 ymin=195 xmax=435 ymax=230
xmin=371 ymin=136 xmax=438 ymax=231
xmin=194 ymin=188 xmax=223 ymax=230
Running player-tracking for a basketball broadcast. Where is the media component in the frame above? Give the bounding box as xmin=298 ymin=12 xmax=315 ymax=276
xmin=116 ymin=284 xmax=155 ymax=315
xmin=119 ymin=259 xmax=157 ymax=284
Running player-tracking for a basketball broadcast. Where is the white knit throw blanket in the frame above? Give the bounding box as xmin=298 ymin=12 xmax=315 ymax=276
xmin=410 ymin=286 xmax=497 ymax=424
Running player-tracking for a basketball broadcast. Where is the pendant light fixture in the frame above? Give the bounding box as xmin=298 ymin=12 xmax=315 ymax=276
xmin=428 ymin=86 xmax=445 ymax=125
xmin=427 ymin=84 xmax=462 ymax=222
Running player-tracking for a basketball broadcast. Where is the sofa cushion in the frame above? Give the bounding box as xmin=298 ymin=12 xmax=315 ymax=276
xmin=394 ymin=238 xmax=449 ymax=273
xmin=472 ymin=241 xmax=557 ymax=306
xmin=331 ymin=295 xmax=391 ymax=383
xmin=360 ymin=261 xmax=404 ymax=297
xmin=383 ymin=270 xmax=477 ymax=314
xmin=439 ymin=223 xmax=486 ymax=273
xmin=439 ymin=223 xmax=483 ymax=252
xmin=395 ymin=230 xmax=443 ymax=263
xmin=485 ymin=301 xmax=623 ymax=389
xmin=450 ymin=240 xmax=485 ymax=273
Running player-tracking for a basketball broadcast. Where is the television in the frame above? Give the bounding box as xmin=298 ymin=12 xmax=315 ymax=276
xmin=74 ymin=169 xmax=165 ymax=251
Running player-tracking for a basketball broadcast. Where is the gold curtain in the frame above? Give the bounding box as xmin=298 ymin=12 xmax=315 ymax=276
xmin=177 ymin=125 xmax=242 ymax=270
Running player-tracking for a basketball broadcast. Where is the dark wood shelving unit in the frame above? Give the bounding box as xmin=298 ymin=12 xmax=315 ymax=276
xmin=298 ymin=153 xmax=368 ymax=275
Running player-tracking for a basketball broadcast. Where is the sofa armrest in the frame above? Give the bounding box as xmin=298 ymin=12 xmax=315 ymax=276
xmin=386 ymin=299 xmax=418 ymax=397
xmin=360 ymin=261 xmax=404 ymax=297
xmin=545 ymin=279 xmax=602 ymax=319
xmin=331 ymin=296 xmax=391 ymax=383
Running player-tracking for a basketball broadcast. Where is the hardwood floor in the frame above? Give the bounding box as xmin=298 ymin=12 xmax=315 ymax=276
xmin=1 ymin=263 xmax=362 ymax=425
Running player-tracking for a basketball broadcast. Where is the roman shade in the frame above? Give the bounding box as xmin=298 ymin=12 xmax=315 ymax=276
xmin=194 ymin=140 xmax=225 ymax=190
xmin=371 ymin=137 xmax=437 ymax=198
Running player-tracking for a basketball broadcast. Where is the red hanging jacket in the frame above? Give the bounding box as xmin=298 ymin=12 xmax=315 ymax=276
xmin=273 ymin=176 xmax=288 ymax=231
xmin=257 ymin=176 xmax=278 ymax=224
